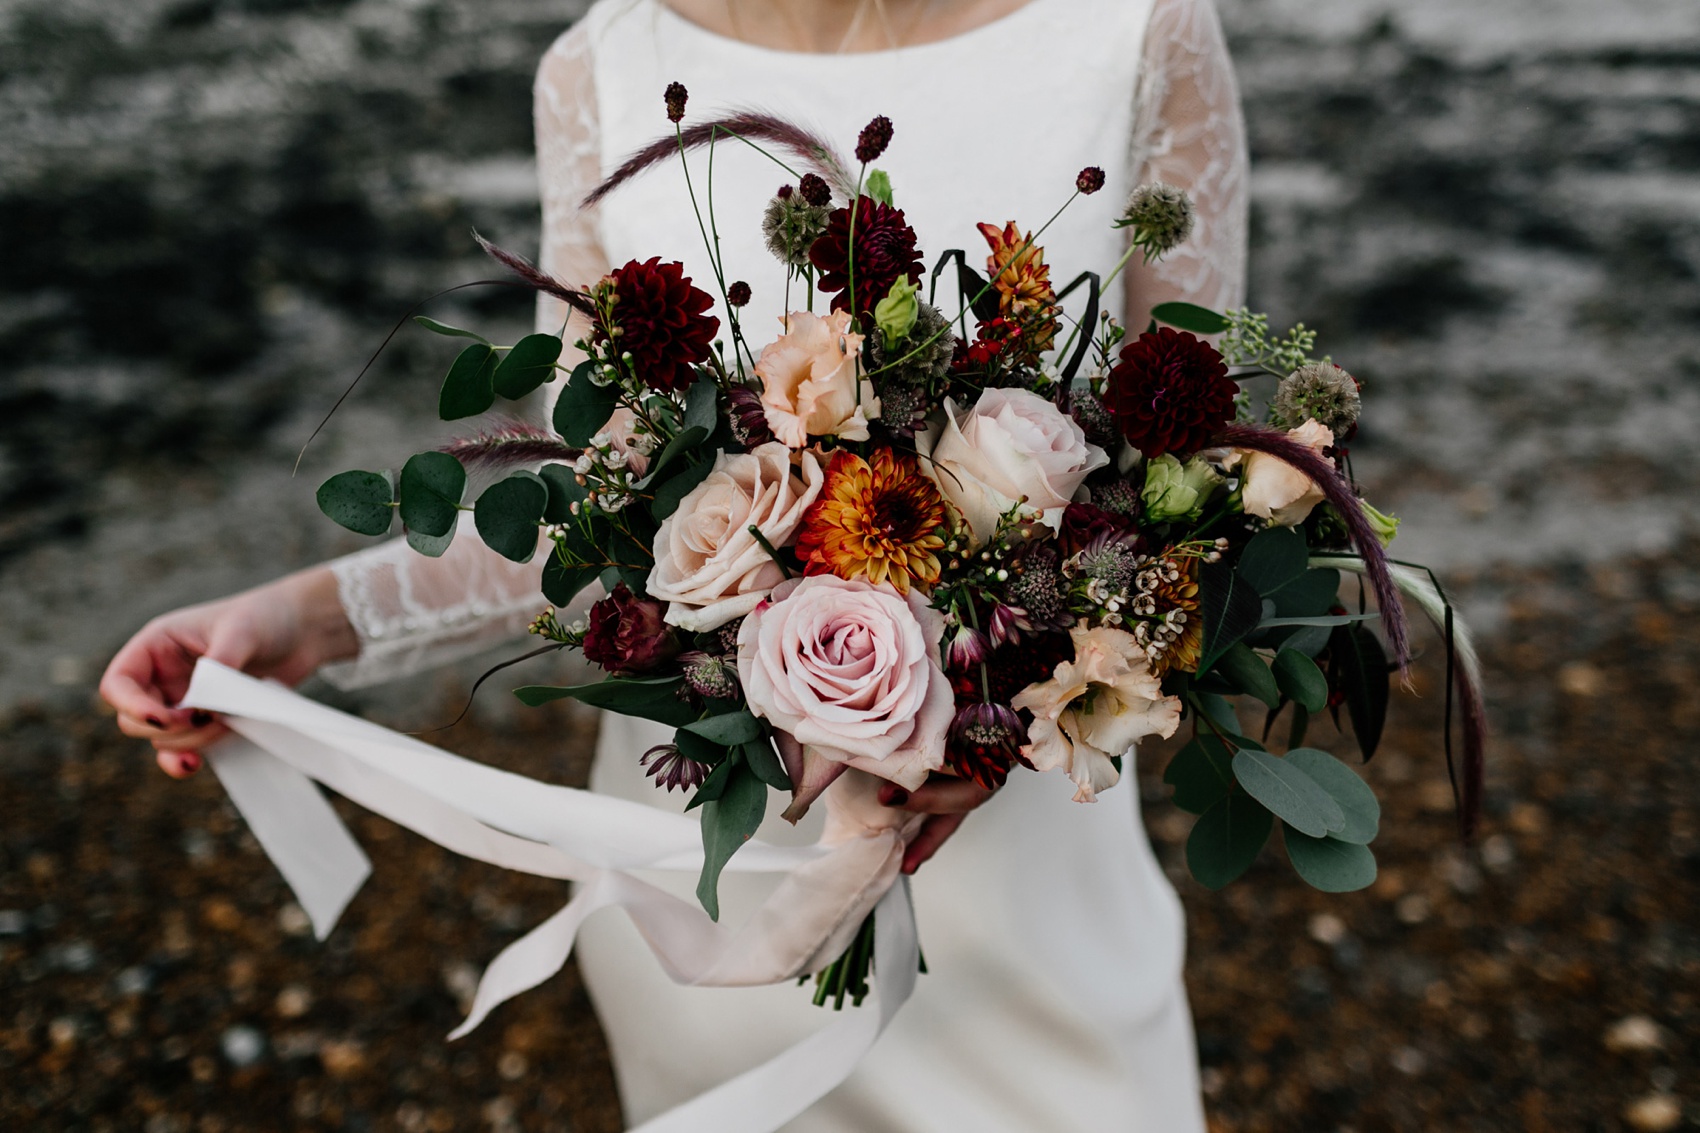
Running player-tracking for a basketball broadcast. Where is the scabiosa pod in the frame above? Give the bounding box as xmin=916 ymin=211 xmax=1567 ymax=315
xmin=1116 ymin=181 xmax=1196 ymax=261
xmin=763 ymin=187 xmax=832 ymax=269
xmin=1270 ymin=361 xmax=1362 ymax=439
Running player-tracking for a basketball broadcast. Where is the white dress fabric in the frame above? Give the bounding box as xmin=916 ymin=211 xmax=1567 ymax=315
xmin=323 ymin=0 xmax=1248 ymax=1128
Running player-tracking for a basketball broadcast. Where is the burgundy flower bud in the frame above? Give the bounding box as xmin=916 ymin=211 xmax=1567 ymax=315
xmin=855 ymin=115 xmax=894 ymax=163
xmin=583 ymin=584 xmax=682 ymax=673
xmin=1076 ymin=166 xmax=1106 ymax=195
xmin=985 ymin=603 xmax=1033 ymax=648
xmin=776 ymin=183 xmax=794 ymax=200
xmin=680 ymin=651 xmax=739 ymax=700
xmin=798 ymin=173 xmax=832 ymax=208
xmin=641 ymin=744 xmax=707 ymax=793
xmin=727 ymin=280 xmax=752 ymax=307
xmin=945 ymin=702 xmax=1025 ymax=791
xmin=664 ymin=81 xmax=688 ymax=123
xmin=945 ymin=623 xmax=991 ymax=671
xmin=726 ymin=385 xmax=775 ymax=448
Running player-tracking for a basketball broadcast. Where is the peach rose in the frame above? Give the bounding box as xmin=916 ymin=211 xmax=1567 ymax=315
xmin=754 ymin=310 xmax=879 ymax=448
xmin=917 ymin=387 xmax=1107 ymax=547
xmin=647 ymin=443 xmax=824 ymax=632
xmin=1237 ymin=418 xmax=1332 ymax=526
xmin=736 ymin=576 xmax=952 ymax=792
xmin=1011 ymin=626 xmax=1181 ymax=802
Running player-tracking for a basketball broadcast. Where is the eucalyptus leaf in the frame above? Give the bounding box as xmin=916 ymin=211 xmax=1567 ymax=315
xmin=1237 ymin=527 xmax=1309 ymax=598
xmin=514 ymin=676 xmax=697 ymax=727
xmin=1273 ymin=649 xmax=1329 ymax=713
xmin=682 ymin=710 xmax=764 ymax=747
xmin=741 ymin=738 xmax=792 ymax=790
xmin=397 ymin=451 xmax=466 ymax=538
xmin=439 ymin=343 xmax=498 ymax=420
xmin=493 ymin=333 xmax=564 ymax=400
xmin=413 ymin=315 xmax=489 ymax=343
xmin=1285 ymin=748 xmax=1380 ymax=845
xmin=1197 ymin=560 xmax=1263 ymax=673
xmin=552 ymin=360 xmax=620 ymax=446
xmin=474 ymin=472 xmax=548 ymax=563
xmin=1284 ymin=828 xmax=1377 ymax=892
xmin=697 ymin=766 xmax=768 ymax=921
xmin=1196 ymin=692 xmax=1239 ymax=736
xmin=1273 ymin=567 xmax=1342 ymax=619
xmin=1231 ymin=748 xmax=1345 ymax=838
xmin=673 ymin=729 xmax=727 ymax=767
xmin=1164 ymin=735 xmax=1235 ymax=815
xmin=539 ymin=463 xmax=589 ymax=524
xmin=652 ymin=460 xmax=716 ymax=521
xmin=1259 ymin=613 xmax=1378 ymax=628
xmin=1186 ymin=792 xmax=1273 ymax=890
xmin=1150 ymin=301 xmax=1231 ymax=335
xmin=316 ymin=470 xmax=395 ymax=537
xmin=641 ymin=425 xmax=710 ymax=487
xmin=406 ymin=525 xmax=455 ymax=557
xmin=1275 ymin=624 xmax=1334 ymax=657
xmin=541 ymin=555 xmax=600 ymax=608
xmin=684 ymin=378 xmax=720 ymax=435
xmin=1214 ymin=642 xmax=1281 ymax=708
xmin=686 ymin=752 xmax=737 ymax=810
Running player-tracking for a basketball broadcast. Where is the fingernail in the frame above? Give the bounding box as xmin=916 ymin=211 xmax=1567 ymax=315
xmin=190 ymin=710 xmax=213 ymax=728
xmin=880 ymin=785 xmax=909 ymax=807
xmin=146 ymin=716 xmax=165 ymax=729
xmin=180 ymin=751 xmax=203 ymax=775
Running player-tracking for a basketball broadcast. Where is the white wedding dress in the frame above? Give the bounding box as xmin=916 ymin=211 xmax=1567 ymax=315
xmin=320 ymin=0 xmax=1247 ymax=1128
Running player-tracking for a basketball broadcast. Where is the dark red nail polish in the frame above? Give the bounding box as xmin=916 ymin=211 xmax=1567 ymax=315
xmin=146 ymin=716 xmax=165 ymax=729
xmin=180 ymin=752 xmax=203 ymax=774
xmin=881 ymin=786 xmax=909 ymax=807
xmin=190 ymin=710 xmax=213 ymax=728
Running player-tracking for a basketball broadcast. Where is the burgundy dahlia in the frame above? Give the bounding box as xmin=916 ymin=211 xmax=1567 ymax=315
xmin=583 ymin=584 xmax=681 ymax=674
xmin=808 ymin=196 xmax=924 ymax=315
xmin=598 ymin=258 xmax=719 ymax=394
xmin=1105 ymin=327 xmax=1236 ymax=458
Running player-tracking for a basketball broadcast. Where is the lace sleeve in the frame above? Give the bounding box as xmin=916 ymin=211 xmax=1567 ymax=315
xmin=320 ymin=25 xmax=609 ymax=690
xmin=1124 ymin=0 xmax=1249 ymax=317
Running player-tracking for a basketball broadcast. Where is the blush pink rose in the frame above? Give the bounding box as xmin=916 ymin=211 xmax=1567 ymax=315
xmin=736 ymin=575 xmax=952 ymax=791
xmin=754 ymin=310 xmax=879 ymax=448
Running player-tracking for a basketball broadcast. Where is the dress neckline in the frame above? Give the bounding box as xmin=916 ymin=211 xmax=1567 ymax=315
xmin=647 ymin=0 xmax=1060 ymax=62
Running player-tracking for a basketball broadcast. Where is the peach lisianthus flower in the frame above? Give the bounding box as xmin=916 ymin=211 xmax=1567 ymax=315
xmin=1234 ymin=418 xmax=1333 ymax=526
xmin=1011 ymin=626 xmax=1182 ymax=803
xmin=754 ymin=310 xmax=879 ymax=447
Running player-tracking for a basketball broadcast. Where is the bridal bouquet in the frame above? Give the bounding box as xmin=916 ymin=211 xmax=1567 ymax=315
xmin=315 ymin=90 xmax=1484 ymax=1006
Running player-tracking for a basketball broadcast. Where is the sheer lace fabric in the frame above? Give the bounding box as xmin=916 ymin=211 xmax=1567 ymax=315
xmin=323 ymin=0 xmax=1248 ymax=691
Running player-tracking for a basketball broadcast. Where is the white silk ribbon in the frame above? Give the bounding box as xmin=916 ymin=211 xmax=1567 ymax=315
xmin=180 ymin=659 xmax=918 ymax=1133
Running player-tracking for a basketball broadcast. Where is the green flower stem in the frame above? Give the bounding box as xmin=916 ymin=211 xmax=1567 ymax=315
xmin=747 ymin=525 xmax=794 ymax=579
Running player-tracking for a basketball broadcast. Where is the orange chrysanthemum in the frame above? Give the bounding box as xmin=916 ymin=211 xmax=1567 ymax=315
xmin=978 ymin=220 xmax=1059 ymax=354
xmin=795 ymin=448 xmax=947 ymax=594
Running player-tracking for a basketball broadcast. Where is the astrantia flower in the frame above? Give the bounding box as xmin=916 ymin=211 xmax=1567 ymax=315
xmin=597 ymin=258 xmax=719 ymax=394
xmin=945 ymin=622 xmax=991 ymax=670
xmin=1270 ymin=361 xmax=1362 ymax=439
xmin=641 ymin=744 xmax=706 ymax=792
xmin=946 ymin=702 xmax=1025 ymax=791
xmin=726 ymin=385 xmax=775 ymax=448
xmin=680 ymin=651 xmax=739 ymax=700
xmin=1089 ymin=477 xmax=1142 ymax=519
xmin=1070 ymin=390 xmax=1120 ymax=450
xmin=583 ymin=584 xmax=682 ymax=673
xmin=809 ymin=196 xmax=924 ymax=315
xmin=1011 ymin=625 xmax=1182 ymax=802
xmin=874 ymin=383 xmax=930 ymax=439
xmin=978 ymin=220 xmax=1059 ymax=355
xmin=1117 ymin=181 xmax=1196 ymax=261
xmin=1105 ymin=327 xmax=1237 ymax=458
xmin=794 ymin=448 xmax=947 ymax=594
xmin=1008 ymin=544 xmax=1071 ymax=633
xmin=762 ymin=188 xmax=831 ymax=269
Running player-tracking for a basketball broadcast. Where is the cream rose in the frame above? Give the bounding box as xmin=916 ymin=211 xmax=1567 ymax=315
xmin=918 ymin=387 xmax=1108 ymax=547
xmin=647 ymin=443 xmax=824 ymax=631
xmin=755 ymin=310 xmax=878 ymax=448
xmin=737 ymin=576 xmax=952 ymax=791
xmin=1011 ymin=626 xmax=1182 ymax=803
xmin=1237 ymin=418 xmax=1332 ymax=526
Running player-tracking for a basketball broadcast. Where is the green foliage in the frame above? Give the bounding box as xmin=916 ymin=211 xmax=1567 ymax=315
xmin=1218 ymin=308 xmax=1321 ymax=376
xmin=740 ymin=738 xmax=792 ymax=790
xmin=1272 ymin=649 xmax=1328 ymax=713
xmin=406 ymin=526 xmax=455 ymax=558
xmin=697 ymin=763 xmax=768 ymax=921
xmin=1164 ymin=735 xmax=1236 ymax=814
xmin=1231 ymin=748 xmax=1345 ymax=839
xmin=552 ymin=360 xmax=619 ymax=446
xmin=413 ymin=316 xmax=489 ymax=343
xmin=1151 ymin=302 xmax=1230 ymax=335
xmin=397 ymin=451 xmax=465 ymax=539
xmin=1284 ymin=828 xmax=1377 ymax=892
xmin=1237 ymin=527 xmax=1309 ymax=597
xmin=681 ymin=709 xmax=764 ymax=747
xmin=864 ymin=169 xmax=894 ymax=206
xmin=316 ymin=470 xmax=394 ymax=537
xmin=684 ymin=378 xmax=720 ymax=435
xmin=474 ymin=472 xmax=548 ymax=563
xmin=538 ymin=463 xmax=588 ymax=523
xmin=1271 ymin=567 xmax=1340 ymax=619
xmin=652 ymin=460 xmax=715 ymax=520
xmin=512 ymin=676 xmax=698 ymax=727
xmin=1330 ymin=623 xmax=1390 ymax=758
xmin=541 ymin=551 xmax=601 ymax=608
xmin=1186 ymin=792 xmax=1273 ymax=890
xmin=1216 ymin=642 xmax=1280 ymax=708
xmin=492 ymin=333 xmax=564 ymax=400
xmin=439 ymin=343 xmax=497 ymax=420
xmin=1197 ymin=560 xmax=1263 ymax=673
xmin=640 ymin=425 xmax=710 ymax=488
xmin=1285 ymin=748 xmax=1380 ymax=845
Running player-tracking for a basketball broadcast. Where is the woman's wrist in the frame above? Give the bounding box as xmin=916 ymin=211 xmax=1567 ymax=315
xmin=271 ymin=567 xmax=360 ymax=668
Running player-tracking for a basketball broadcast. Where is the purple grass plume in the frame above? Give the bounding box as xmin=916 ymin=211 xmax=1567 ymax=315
xmin=440 ymin=419 xmax=581 ymax=472
xmin=583 ymin=112 xmax=855 ymax=209
xmin=474 ymin=234 xmax=597 ymax=320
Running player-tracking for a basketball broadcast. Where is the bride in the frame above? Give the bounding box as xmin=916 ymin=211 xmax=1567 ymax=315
xmin=100 ymin=0 xmax=1247 ymax=1127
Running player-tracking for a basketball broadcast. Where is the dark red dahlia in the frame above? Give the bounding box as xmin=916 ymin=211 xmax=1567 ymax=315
xmin=1105 ymin=327 xmax=1236 ymax=458
xmin=808 ymin=196 xmax=924 ymax=315
xmin=598 ymin=258 xmax=719 ymax=394
xmin=583 ymin=584 xmax=681 ymax=674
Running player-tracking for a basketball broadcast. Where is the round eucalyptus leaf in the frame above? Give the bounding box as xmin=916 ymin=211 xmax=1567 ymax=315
xmin=1231 ymin=748 xmax=1346 ymax=838
xmin=1273 ymin=648 xmax=1329 ymax=713
xmin=474 ymin=472 xmax=548 ymax=563
xmin=1285 ymin=827 xmax=1377 ymax=892
xmin=439 ymin=343 xmax=497 ymax=420
xmin=552 ymin=360 xmax=619 ymax=446
xmin=397 ymin=451 xmax=465 ymax=538
xmin=493 ymin=333 xmax=564 ymax=400
xmin=405 ymin=524 xmax=455 ymax=558
xmin=1285 ymin=748 xmax=1380 ymax=844
xmin=1185 ymin=792 xmax=1273 ymax=890
xmin=316 ymin=470 xmax=394 ymax=537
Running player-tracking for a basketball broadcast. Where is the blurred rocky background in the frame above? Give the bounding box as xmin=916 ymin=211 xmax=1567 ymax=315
xmin=2 ymin=0 xmax=1697 ymax=1129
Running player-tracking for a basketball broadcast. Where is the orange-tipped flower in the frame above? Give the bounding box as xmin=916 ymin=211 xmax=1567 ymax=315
xmin=977 ymin=220 xmax=1059 ymax=354
xmin=795 ymin=448 xmax=947 ymax=594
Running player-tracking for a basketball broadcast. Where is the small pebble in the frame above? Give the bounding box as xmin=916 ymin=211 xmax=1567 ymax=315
xmin=1557 ymin=661 xmax=1605 ymax=697
xmin=1604 ymin=1015 xmax=1665 ymax=1053
xmin=1391 ymin=1046 xmax=1427 ymax=1076
xmin=274 ymin=984 xmax=313 ymax=1019
xmin=1624 ymin=1094 xmax=1682 ymax=1132
xmin=0 ymin=910 xmax=27 ymax=936
xmin=48 ymin=1016 xmax=79 ymax=1047
xmin=220 ymin=1024 xmax=266 ymax=1068
xmin=1479 ymin=834 xmax=1516 ymax=874
xmin=115 ymin=966 xmax=153 ymax=996
xmin=497 ymin=1050 xmax=529 ymax=1081
xmin=277 ymin=903 xmax=313 ymax=937
xmin=1308 ymin=913 xmax=1347 ymax=945
xmin=319 ymin=1038 xmax=367 ymax=1078
xmin=1396 ymin=894 xmax=1431 ymax=925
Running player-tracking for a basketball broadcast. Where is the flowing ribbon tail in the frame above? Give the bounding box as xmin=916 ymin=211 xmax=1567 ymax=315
xmin=179 ymin=659 xmax=919 ymax=1133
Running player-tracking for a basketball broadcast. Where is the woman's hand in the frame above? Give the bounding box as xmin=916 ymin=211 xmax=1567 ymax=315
xmin=98 ymin=568 xmax=358 ymax=778
xmin=879 ymin=775 xmax=998 ymax=875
